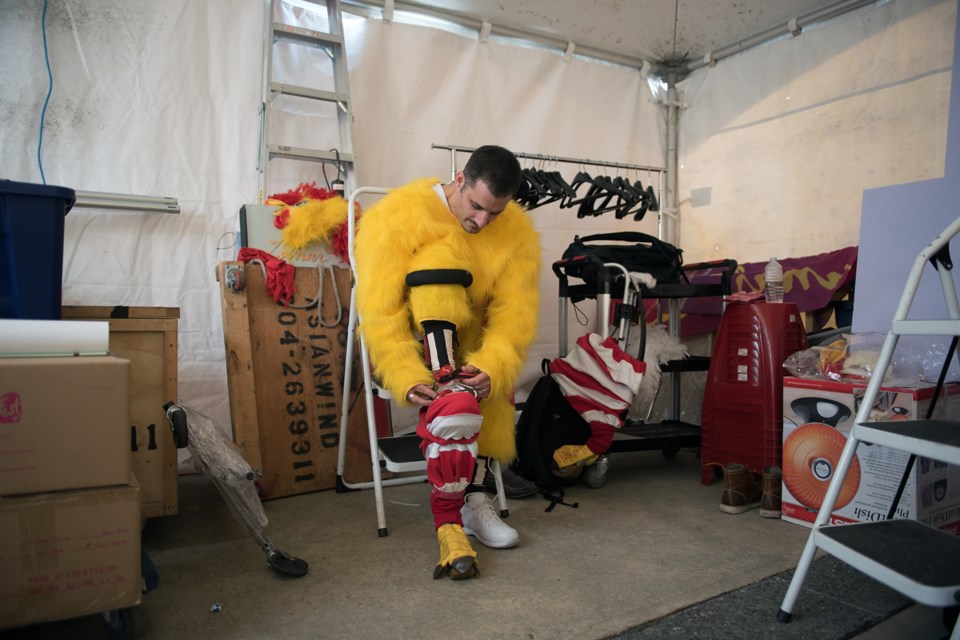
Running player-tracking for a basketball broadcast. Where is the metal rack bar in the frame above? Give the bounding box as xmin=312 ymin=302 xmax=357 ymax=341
xmin=73 ymin=190 xmax=180 ymax=214
xmin=431 ymin=143 xmax=665 ymax=179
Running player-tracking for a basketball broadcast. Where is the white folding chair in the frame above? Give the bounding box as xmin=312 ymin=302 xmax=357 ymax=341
xmin=335 ymin=186 xmax=508 ymax=537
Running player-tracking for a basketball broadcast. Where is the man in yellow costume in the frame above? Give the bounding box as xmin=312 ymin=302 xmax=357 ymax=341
xmin=355 ymin=145 xmax=541 ymax=580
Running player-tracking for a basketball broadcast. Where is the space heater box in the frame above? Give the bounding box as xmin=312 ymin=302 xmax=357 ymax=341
xmin=781 ymin=376 xmax=960 ymax=535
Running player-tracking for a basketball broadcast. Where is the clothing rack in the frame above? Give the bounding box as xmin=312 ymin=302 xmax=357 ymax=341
xmin=431 ymin=143 xmax=665 ymax=179
xmin=433 ymin=142 xmax=689 ymax=434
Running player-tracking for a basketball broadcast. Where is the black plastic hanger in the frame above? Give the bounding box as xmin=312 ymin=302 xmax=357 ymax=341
xmin=645 ymin=184 xmax=659 ymax=212
xmin=578 ymin=175 xmax=635 ymax=217
xmin=560 ymin=170 xmax=595 ymax=209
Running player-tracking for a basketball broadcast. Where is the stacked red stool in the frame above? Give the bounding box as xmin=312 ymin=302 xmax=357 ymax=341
xmin=700 ymin=302 xmax=809 ymax=484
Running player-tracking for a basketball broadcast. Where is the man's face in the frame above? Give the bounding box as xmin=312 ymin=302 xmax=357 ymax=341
xmin=451 ymin=172 xmax=511 ymax=234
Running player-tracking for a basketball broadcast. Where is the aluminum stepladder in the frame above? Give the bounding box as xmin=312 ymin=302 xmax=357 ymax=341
xmin=778 ymin=215 xmax=960 ymax=639
xmin=258 ymin=0 xmax=357 ymax=202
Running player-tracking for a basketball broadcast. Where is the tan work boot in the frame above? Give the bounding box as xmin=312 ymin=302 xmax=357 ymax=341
xmin=719 ymin=463 xmax=762 ymax=514
xmin=759 ymin=466 xmax=783 ymax=519
xmin=433 ymin=523 xmax=479 ymax=580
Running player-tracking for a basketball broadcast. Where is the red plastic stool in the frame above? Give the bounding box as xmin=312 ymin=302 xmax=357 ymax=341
xmin=700 ymin=302 xmax=809 ymax=484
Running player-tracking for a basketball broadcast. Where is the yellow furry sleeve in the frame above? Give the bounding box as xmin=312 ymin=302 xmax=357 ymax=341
xmin=354 ymin=180 xmax=441 ymax=402
xmin=462 ymin=202 xmax=541 ymax=398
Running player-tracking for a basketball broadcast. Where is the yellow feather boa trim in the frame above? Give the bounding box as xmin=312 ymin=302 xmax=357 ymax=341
xmin=276 ymin=196 xmax=349 ymax=251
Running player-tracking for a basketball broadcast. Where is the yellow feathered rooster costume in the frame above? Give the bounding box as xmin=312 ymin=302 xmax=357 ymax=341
xmin=355 ymin=178 xmax=541 ymax=463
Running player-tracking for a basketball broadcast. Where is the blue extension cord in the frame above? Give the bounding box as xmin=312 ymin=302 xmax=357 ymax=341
xmin=37 ymin=0 xmax=53 ymax=185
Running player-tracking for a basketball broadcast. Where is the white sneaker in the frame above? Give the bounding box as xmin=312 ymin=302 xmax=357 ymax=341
xmin=461 ymin=492 xmax=519 ymax=549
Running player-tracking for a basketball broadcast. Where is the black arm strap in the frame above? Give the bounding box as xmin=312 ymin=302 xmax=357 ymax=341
xmin=405 ymin=269 xmax=474 ymax=288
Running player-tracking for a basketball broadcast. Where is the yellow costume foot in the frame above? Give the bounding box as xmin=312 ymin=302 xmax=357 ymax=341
xmin=553 ymin=444 xmax=598 ymax=470
xmin=433 ymin=524 xmax=479 ymax=580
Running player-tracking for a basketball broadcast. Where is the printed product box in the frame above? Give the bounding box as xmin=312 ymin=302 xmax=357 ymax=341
xmin=0 ymin=356 xmax=131 ymax=495
xmin=782 ymin=376 xmax=960 ymax=535
xmin=0 ymin=479 xmax=141 ymax=629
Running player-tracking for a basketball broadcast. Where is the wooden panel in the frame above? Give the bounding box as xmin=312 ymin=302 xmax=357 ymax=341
xmin=61 ymin=307 xmax=179 ymax=518
xmin=61 ymin=306 xmax=180 ymax=320
xmin=217 ymin=263 xmax=263 ymax=471
xmin=218 ymin=261 xmax=372 ymax=498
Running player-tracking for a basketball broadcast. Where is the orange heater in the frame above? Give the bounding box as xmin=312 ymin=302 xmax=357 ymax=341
xmin=782 ymin=422 xmax=861 ymax=511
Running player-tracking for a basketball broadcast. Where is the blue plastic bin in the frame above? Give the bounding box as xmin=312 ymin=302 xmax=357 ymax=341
xmin=0 ymin=180 xmax=76 ymax=319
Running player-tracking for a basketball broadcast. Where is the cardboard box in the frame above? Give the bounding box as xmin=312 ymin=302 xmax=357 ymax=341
xmin=0 ymin=480 xmax=141 ymax=629
xmin=61 ymin=306 xmax=180 ymax=518
xmin=782 ymin=376 xmax=960 ymax=535
xmin=0 ymin=356 xmax=131 ymax=496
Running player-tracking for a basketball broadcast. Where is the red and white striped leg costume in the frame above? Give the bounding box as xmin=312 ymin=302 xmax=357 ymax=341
xmin=417 ymin=319 xmax=483 ymax=529
xmin=417 ymin=392 xmax=482 ymax=529
xmin=548 ymin=333 xmax=645 ymax=466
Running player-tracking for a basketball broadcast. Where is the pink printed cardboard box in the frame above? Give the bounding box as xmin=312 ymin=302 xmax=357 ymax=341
xmin=781 ymin=376 xmax=960 ymax=535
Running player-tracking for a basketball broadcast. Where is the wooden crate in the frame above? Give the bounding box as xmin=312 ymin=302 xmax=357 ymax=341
xmin=61 ymin=306 xmax=179 ymax=518
xmin=217 ymin=261 xmax=372 ymax=499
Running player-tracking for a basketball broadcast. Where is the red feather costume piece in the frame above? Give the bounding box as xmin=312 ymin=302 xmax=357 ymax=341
xmin=266 ymin=182 xmax=356 ymax=266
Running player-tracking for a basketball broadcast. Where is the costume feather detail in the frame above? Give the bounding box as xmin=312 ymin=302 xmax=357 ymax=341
xmin=355 ymin=178 xmax=541 ymax=462
xmin=265 ymin=182 xmax=354 ymax=264
xmin=279 ymin=197 xmax=349 ymax=250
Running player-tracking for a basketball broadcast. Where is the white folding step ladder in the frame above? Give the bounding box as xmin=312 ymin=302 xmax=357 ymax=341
xmin=778 ymin=215 xmax=960 ymax=639
xmin=334 ymin=187 xmax=509 ymax=537
xmin=258 ymin=0 xmax=356 ymax=201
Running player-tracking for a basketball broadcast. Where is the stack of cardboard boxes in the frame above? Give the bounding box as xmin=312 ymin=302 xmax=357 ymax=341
xmin=60 ymin=306 xmax=181 ymax=518
xmin=0 ymin=355 xmax=142 ymax=629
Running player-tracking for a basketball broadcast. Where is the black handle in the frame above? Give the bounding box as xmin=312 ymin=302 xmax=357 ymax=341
xmin=790 ymin=397 xmax=852 ymax=427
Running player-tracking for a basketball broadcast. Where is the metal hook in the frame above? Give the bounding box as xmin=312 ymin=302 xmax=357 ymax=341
xmin=325 ymin=148 xmax=345 ymax=193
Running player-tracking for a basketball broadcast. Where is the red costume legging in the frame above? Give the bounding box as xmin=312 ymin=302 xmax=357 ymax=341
xmin=417 ymin=391 xmax=483 ymax=529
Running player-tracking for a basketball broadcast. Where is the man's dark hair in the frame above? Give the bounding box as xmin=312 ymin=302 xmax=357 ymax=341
xmin=463 ymin=145 xmax=522 ymax=198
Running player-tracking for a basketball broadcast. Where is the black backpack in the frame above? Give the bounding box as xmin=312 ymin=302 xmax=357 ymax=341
xmin=513 ymin=369 xmax=592 ymax=493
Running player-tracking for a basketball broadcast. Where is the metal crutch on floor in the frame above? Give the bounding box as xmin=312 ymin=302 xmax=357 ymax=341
xmin=164 ymin=402 xmax=308 ymax=577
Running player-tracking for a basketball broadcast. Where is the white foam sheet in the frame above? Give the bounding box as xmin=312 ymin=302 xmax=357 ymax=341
xmin=0 ymin=319 xmax=109 ymax=357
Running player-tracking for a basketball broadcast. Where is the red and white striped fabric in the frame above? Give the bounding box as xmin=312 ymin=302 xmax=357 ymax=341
xmin=416 ymin=391 xmax=483 ymax=529
xmin=547 ymin=333 xmax=646 ymax=455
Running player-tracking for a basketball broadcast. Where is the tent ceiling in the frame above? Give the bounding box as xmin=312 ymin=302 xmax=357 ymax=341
xmin=365 ymin=0 xmax=873 ymax=72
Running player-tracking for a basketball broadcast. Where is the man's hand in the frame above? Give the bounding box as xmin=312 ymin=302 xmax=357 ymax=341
xmin=460 ymin=365 xmax=492 ymax=400
xmin=405 ymin=383 xmax=437 ymax=407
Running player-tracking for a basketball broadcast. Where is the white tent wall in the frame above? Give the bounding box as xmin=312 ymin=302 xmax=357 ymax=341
xmin=0 ymin=1 xmax=663 ymax=437
xmin=0 ymin=0 xmax=263 ymax=431
xmin=344 ymin=16 xmax=665 ymax=384
xmin=676 ymin=0 xmax=956 ymax=264
xmin=4 ymin=0 xmax=954 ymax=445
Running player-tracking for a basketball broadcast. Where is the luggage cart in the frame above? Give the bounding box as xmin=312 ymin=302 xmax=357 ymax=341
xmin=164 ymin=403 xmax=308 ymax=577
xmin=551 ymin=253 xmax=737 ymax=480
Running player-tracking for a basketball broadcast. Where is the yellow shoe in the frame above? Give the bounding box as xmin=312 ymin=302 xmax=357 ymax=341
xmin=553 ymin=444 xmax=598 ymax=470
xmin=433 ymin=524 xmax=479 ymax=580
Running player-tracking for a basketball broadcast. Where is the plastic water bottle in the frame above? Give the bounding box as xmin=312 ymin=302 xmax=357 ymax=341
xmin=764 ymin=257 xmax=784 ymax=303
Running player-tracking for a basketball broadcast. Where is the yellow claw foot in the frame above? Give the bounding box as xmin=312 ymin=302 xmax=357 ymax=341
xmin=433 ymin=524 xmax=479 ymax=580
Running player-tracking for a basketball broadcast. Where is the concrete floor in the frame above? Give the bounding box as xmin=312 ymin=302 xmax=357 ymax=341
xmin=1 ymin=449 xmax=952 ymax=639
